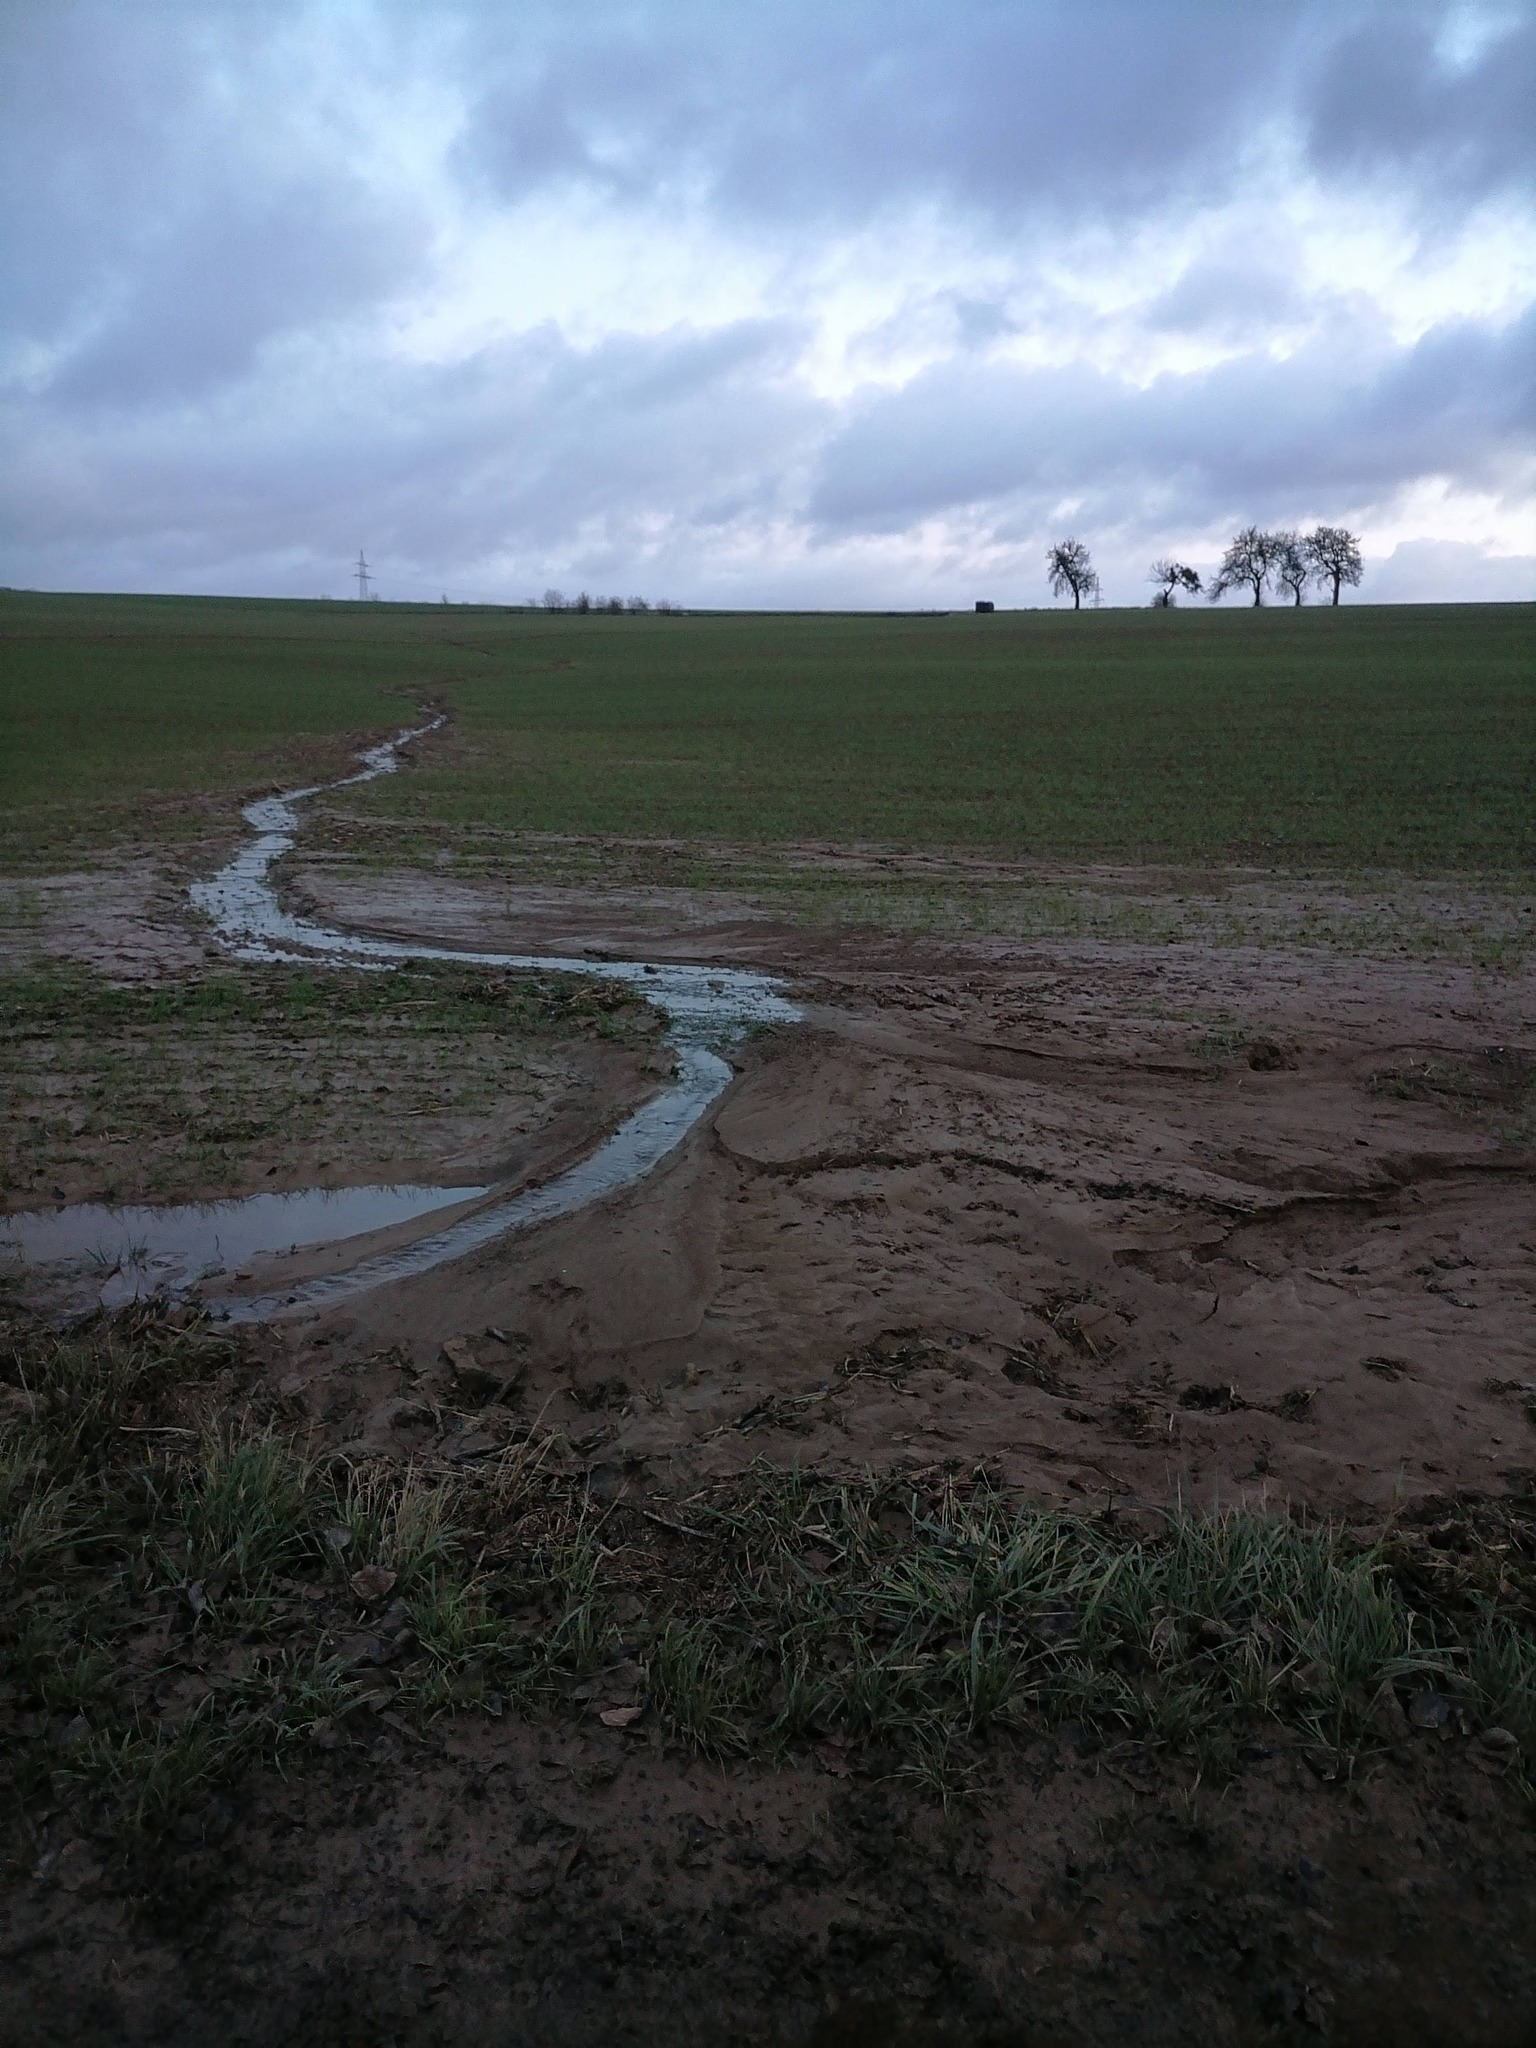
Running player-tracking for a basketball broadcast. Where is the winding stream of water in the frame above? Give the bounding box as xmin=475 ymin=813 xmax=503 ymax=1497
xmin=3 ymin=720 xmax=799 ymax=1319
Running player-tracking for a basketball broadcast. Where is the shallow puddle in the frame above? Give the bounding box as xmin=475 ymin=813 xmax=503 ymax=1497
xmin=0 ymin=1182 xmax=489 ymax=1310
xmin=211 ymin=1040 xmax=732 ymax=1321
xmin=16 ymin=719 xmax=797 ymax=1316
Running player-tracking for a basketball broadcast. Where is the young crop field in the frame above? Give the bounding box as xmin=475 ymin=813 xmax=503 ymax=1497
xmin=2 ymin=589 xmax=1531 ymax=871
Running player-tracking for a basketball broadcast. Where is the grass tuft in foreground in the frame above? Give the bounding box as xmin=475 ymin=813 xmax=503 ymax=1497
xmin=2 ymin=1306 xmax=1531 ymax=1837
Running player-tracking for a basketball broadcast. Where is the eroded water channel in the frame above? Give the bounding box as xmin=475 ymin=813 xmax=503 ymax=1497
xmin=4 ymin=719 xmax=799 ymax=1319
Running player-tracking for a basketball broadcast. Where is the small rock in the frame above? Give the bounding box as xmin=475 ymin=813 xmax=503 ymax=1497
xmin=1408 ymin=1689 xmax=1451 ymax=1730
xmin=0 ymin=1385 xmax=37 ymax=1433
xmin=1246 ymin=1039 xmax=1290 ymax=1072
xmin=1179 ymin=1382 xmax=1244 ymax=1414
xmin=1479 ymin=1726 xmax=1519 ymax=1754
xmin=350 ymin=1564 xmax=398 ymax=1603
xmin=443 ymin=1334 xmax=520 ymax=1406
xmin=599 ymin=1705 xmax=645 ymax=1729
xmin=53 ymin=1840 xmax=101 ymax=1893
xmin=441 ymin=1335 xmax=478 ymax=1375
xmin=1362 ymin=1355 xmax=1407 ymax=1382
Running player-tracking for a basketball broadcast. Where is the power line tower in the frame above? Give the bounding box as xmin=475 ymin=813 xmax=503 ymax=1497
xmin=355 ymin=549 xmax=371 ymax=601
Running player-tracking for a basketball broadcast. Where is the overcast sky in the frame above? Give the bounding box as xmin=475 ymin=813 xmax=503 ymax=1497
xmin=2 ymin=1 xmax=1533 ymax=607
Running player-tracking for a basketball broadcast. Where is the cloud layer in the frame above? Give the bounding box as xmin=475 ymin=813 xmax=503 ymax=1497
xmin=2 ymin=0 xmax=1533 ymax=605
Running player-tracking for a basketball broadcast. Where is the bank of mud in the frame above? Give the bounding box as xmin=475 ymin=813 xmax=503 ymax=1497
xmin=251 ymin=864 xmax=1536 ymax=1522
xmin=0 ymin=960 xmax=663 ymax=1226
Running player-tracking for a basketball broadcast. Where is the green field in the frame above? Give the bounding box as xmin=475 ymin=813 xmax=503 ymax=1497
xmin=1 ymin=590 xmax=1531 ymax=872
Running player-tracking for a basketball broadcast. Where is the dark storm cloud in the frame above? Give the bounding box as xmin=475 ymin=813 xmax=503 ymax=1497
xmin=458 ymin=1 xmax=1536 ymax=229
xmin=0 ymin=2 xmax=432 ymax=399
xmin=0 ymin=4 xmax=195 ymax=343
xmin=809 ymin=303 xmax=1536 ymax=536
xmin=0 ymin=316 xmax=820 ymax=590
xmin=1304 ymin=8 xmax=1536 ymax=201
xmin=51 ymin=176 xmax=424 ymax=405
xmin=1 ymin=0 xmax=1532 ymax=603
xmin=1145 ymin=253 xmax=1323 ymax=344
xmin=457 ymin=2 xmax=1284 ymax=230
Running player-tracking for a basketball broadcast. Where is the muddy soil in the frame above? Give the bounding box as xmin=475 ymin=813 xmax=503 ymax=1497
xmin=8 ymin=1706 xmax=1536 ymax=2048
xmin=6 ymin=853 xmax=1535 ymax=2046
xmin=258 ymin=867 xmax=1536 ymax=1522
xmin=1 ymin=1004 xmax=664 ymax=1228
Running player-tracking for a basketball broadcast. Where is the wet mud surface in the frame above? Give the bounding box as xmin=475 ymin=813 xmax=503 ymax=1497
xmin=0 ymin=961 xmax=669 ymax=1292
xmin=276 ymin=867 xmax=1536 ymax=1520
xmin=8 ymin=1710 xmax=1536 ymax=2048
xmin=5 ymin=763 xmax=1535 ymax=2045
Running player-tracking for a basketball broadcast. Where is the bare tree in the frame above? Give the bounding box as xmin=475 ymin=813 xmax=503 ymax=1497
xmin=1304 ymin=525 xmax=1363 ymax=605
xmin=1149 ymin=558 xmax=1202 ymax=607
xmin=1047 ymin=537 xmax=1100 ymax=609
xmin=1272 ymin=531 xmax=1308 ymax=606
xmin=542 ymin=588 xmax=566 ymax=610
xmin=1209 ymin=526 xmax=1280 ymax=606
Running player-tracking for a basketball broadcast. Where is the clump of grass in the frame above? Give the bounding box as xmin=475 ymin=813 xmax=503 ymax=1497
xmin=269 ymin=1647 xmax=368 ymax=1738
xmin=1463 ymin=1614 xmax=1536 ymax=1749
xmin=175 ymin=1426 xmax=315 ymax=1589
xmin=408 ymin=1572 xmax=503 ymax=1667
xmin=334 ymin=1459 xmax=456 ymax=1589
xmin=665 ymin=1479 xmax=1461 ymax=1773
xmin=3 ymin=1306 xmax=1533 ymax=1843
xmin=0 ymin=1441 xmax=87 ymax=1578
xmin=70 ymin=1716 xmax=263 ymax=1837
xmin=645 ymin=1618 xmax=749 ymax=1756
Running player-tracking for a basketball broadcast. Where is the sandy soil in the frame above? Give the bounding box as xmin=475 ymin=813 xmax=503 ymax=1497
xmin=259 ymin=867 xmax=1536 ymax=1523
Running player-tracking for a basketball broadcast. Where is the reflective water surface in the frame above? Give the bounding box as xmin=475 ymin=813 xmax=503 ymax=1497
xmin=0 ymin=1182 xmax=489 ymax=1310
xmin=221 ymin=1040 xmax=732 ymax=1321
xmin=12 ymin=720 xmax=798 ymax=1316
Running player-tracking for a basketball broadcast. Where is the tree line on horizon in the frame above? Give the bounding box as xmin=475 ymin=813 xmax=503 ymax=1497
xmin=539 ymin=589 xmax=683 ymax=614
xmin=1045 ymin=526 xmax=1364 ymax=610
